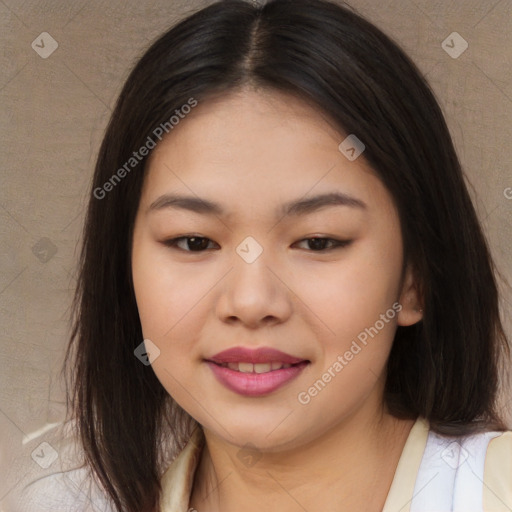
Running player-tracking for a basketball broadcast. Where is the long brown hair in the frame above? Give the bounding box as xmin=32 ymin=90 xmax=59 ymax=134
xmin=64 ymin=0 xmax=511 ymax=510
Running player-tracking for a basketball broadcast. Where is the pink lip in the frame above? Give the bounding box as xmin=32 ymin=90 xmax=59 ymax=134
xmin=207 ymin=346 xmax=305 ymax=365
xmin=205 ymin=346 xmax=310 ymax=397
xmin=206 ymin=361 xmax=309 ymax=396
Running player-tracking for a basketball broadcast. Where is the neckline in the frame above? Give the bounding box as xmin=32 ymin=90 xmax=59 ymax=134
xmin=160 ymin=416 xmax=430 ymax=512
xmin=382 ymin=416 xmax=430 ymax=511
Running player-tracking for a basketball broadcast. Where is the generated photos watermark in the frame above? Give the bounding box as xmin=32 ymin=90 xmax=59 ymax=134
xmin=134 ymin=339 xmax=161 ymax=366
xmin=93 ymin=97 xmax=198 ymax=200
xmin=297 ymin=301 xmax=402 ymax=405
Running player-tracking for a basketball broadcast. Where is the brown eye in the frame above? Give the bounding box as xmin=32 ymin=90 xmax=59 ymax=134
xmin=294 ymin=237 xmax=352 ymax=251
xmin=163 ymin=236 xmax=217 ymax=252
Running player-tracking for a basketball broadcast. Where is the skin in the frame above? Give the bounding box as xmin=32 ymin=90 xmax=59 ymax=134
xmin=131 ymin=87 xmax=423 ymax=512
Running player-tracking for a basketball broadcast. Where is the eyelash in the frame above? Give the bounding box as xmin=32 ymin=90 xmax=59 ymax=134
xmin=162 ymin=236 xmax=352 ymax=253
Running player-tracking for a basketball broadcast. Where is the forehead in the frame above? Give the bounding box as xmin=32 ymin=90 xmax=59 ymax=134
xmin=140 ymin=88 xmax=394 ymax=221
xmin=150 ymin=88 xmax=344 ymax=164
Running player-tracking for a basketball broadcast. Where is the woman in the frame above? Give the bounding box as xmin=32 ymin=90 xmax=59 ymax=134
xmin=17 ymin=0 xmax=512 ymax=511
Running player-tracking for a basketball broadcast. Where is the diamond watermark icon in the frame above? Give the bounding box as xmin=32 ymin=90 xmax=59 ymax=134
xmin=134 ymin=339 xmax=161 ymax=365
xmin=236 ymin=236 xmax=263 ymax=264
xmin=338 ymin=134 xmax=365 ymax=161
xmin=442 ymin=32 xmax=468 ymax=59
xmin=32 ymin=237 xmax=58 ymax=263
xmin=31 ymin=441 xmax=58 ymax=469
xmin=31 ymin=32 xmax=59 ymax=59
xmin=237 ymin=442 xmax=262 ymax=467
xmin=441 ymin=441 xmax=469 ymax=469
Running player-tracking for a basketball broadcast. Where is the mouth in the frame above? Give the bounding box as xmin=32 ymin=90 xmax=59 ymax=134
xmin=204 ymin=346 xmax=310 ymax=396
xmin=206 ymin=346 xmax=308 ymax=365
xmin=204 ymin=353 xmax=310 ymax=396
xmin=207 ymin=360 xmax=308 ymax=373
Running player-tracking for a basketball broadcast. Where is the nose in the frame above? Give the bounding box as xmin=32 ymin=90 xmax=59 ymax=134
xmin=214 ymin=249 xmax=293 ymax=329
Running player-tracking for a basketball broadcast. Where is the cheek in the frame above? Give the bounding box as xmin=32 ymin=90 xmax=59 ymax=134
xmin=295 ymin=271 xmax=400 ymax=420
xmin=296 ymin=249 xmax=402 ymax=337
xmin=131 ymin=238 xmax=213 ymax=402
xmin=132 ymin=255 xmax=203 ymax=402
xmin=132 ymin=238 xmax=208 ymax=340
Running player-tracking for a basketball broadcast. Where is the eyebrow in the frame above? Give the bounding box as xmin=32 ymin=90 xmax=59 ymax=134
xmin=147 ymin=191 xmax=367 ymax=218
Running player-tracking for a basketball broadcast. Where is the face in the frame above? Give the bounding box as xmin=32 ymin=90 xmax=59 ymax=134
xmin=131 ymin=88 xmax=421 ymax=452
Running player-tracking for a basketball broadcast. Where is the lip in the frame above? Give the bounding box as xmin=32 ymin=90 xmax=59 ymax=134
xmin=207 ymin=346 xmax=306 ymax=365
xmin=205 ymin=346 xmax=310 ymax=397
xmin=206 ymin=360 xmax=309 ymax=396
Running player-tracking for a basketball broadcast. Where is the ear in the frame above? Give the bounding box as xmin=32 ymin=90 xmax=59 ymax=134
xmin=397 ymin=264 xmax=423 ymax=326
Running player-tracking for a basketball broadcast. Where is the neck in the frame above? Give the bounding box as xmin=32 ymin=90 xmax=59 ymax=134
xmin=190 ymin=403 xmax=416 ymax=512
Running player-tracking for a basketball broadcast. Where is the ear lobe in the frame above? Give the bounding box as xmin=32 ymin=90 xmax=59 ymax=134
xmin=397 ymin=265 xmax=424 ymax=326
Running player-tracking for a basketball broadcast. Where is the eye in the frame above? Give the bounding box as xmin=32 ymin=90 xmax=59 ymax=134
xmin=294 ymin=237 xmax=352 ymax=251
xmin=162 ymin=236 xmax=218 ymax=252
xmin=162 ymin=236 xmax=352 ymax=253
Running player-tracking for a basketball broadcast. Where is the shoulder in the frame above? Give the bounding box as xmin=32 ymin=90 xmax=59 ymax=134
xmin=160 ymin=426 xmax=205 ymax=512
xmin=410 ymin=424 xmax=512 ymax=511
xmin=1 ymin=420 xmax=113 ymax=512
xmin=483 ymin=430 xmax=512 ymax=511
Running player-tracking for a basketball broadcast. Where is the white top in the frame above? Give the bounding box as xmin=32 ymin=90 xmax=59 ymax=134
xmin=2 ymin=417 xmax=511 ymax=511
xmin=410 ymin=427 xmax=503 ymax=511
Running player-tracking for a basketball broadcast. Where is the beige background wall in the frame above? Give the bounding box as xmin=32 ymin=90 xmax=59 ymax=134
xmin=1 ymin=0 xmax=511 ymax=505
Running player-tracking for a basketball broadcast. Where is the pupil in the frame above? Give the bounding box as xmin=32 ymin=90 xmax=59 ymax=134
xmin=188 ymin=237 xmax=208 ymax=251
xmin=309 ymin=238 xmax=327 ymax=250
